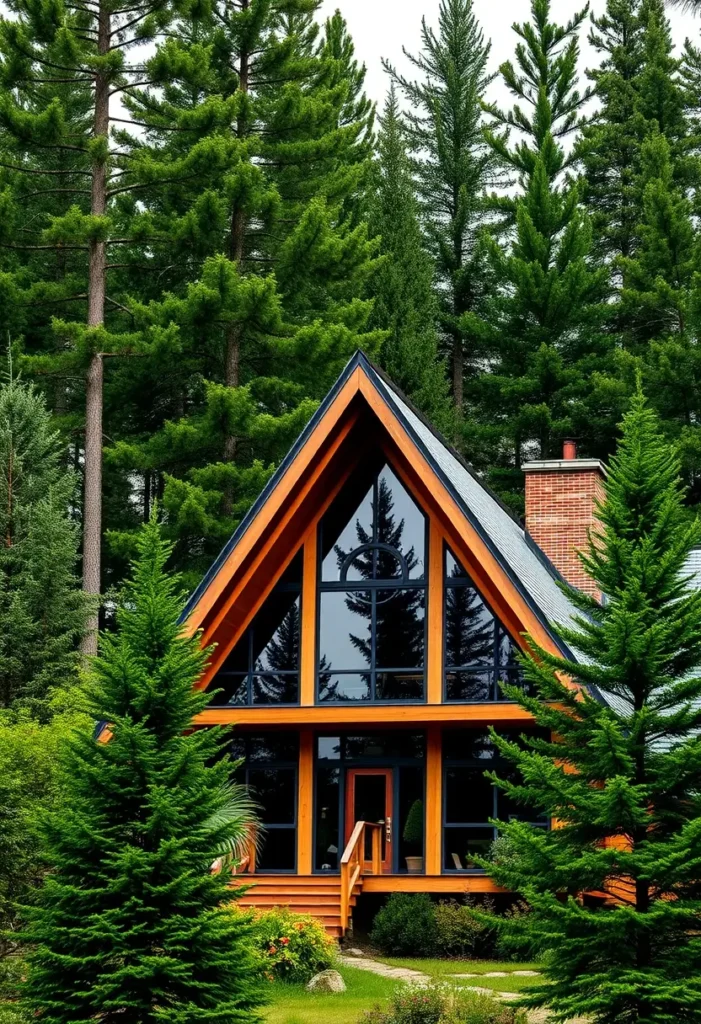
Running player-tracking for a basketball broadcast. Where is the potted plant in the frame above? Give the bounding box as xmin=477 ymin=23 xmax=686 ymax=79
xmin=402 ymin=799 xmax=424 ymax=873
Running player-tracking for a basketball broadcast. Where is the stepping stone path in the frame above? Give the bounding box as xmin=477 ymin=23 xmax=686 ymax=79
xmin=339 ymin=955 xmax=429 ymax=983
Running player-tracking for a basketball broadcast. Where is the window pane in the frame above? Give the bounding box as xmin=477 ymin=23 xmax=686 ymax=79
xmin=321 ymin=479 xmax=374 ymax=581
xmin=445 ymin=767 xmax=493 ymax=823
xmin=210 ymin=674 xmax=248 ymax=706
xmin=377 ymin=466 xmax=425 ymax=579
xmin=445 ymin=670 xmax=492 ymax=702
xmin=246 ymin=734 xmax=298 ymax=763
xmin=319 ymin=673 xmax=371 ymax=702
xmin=319 ymin=592 xmax=371 ymax=671
xmin=446 ymin=548 xmax=469 ymax=580
xmin=247 ymin=768 xmax=296 ymax=824
xmin=375 ymin=671 xmax=424 ymax=701
xmin=444 ymin=827 xmax=495 ymax=870
xmin=317 ymin=737 xmax=342 ymax=760
xmin=375 ymin=590 xmax=425 ymax=668
xmin=253 ymin=594 xmax=300 ymax=673
xmin=315 ymin=765 xmax=340 ymax=870
xmin=443 ymin=729 xmax=496 ymax=761
xmin=257 ymin=829 xmax=296 ymax=871
xmin=445 ymin=584 xmax=495 ymax=668
xmin=252 ymin=674 xmax=298 ymax=705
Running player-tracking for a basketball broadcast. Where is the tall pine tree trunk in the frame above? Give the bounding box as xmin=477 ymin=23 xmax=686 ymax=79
xmin=80 ymin=0 xmax=110 ymax=655
xmin=222 ymin=4 xmax=248 ymax=514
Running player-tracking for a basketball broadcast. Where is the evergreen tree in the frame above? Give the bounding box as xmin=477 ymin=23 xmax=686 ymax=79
xmin=579 ymin=0 xmax=648 ymax=267
xmin=487 ymin=389 xmax=701 ymax=1023
xmin=384 ymin=0 xmax=496 ymax=418
xmin=104 ymin=4 xmax=381 ymax=586
xmin=468 ymin=0 xmax=607 ymax=509
xmin=0 ymin=377 xmax=89 ymax=715
xmin=20 ymin=514 xmax=264 ymax=1024
xmin=368 ymin=86 xmax=452 ymax=432
xmin=0 ymin=0 xmax=225 ymax=650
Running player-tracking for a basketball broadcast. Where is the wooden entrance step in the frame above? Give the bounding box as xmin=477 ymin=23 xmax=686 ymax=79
xmin=233 ymin=874 xmax=360 ymax=938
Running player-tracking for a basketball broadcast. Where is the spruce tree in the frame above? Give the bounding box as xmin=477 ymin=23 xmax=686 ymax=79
xmin=0 ymin=377 xmax=89 ymax=715
xmin=468 ymin=0 xmax=607 ymax=509
xmin=384 ymin=0 xmax=495 ymax=418
xmin=368 ymin=86 xmax=452 ymax=432
xmin=487 ymin=389 xmax=701 ymax=1023
xmin=20 ymin=514 xmax=264 ymax=1024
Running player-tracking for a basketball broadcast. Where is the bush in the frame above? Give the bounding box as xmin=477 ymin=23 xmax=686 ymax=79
xmin=362 ymin=983 xmax=527 ymax=1024
xmin=248 ymin=906 xmax=336 ymax=983
xmin=434 ymin=899 xmax=497 ymax=959
xmin=369 ymin=893 xmax=438 ymax=956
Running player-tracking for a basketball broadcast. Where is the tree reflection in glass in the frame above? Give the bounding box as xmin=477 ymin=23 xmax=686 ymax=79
xmin=318 ymin=464 xmax=426 ymax=702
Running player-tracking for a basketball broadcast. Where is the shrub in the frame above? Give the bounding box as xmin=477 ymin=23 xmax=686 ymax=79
xmin=248 ymin=906 xmax=336 ymax=983
xmin=362 ymin=983 xmax=527 ymax=1024
xmin=402 ymin=800 xmax=424 ymax=847
xmin=434 ymin=898 xmax=497 ymax=959
xmin=369 ymin=893 xmax=437 ymax=956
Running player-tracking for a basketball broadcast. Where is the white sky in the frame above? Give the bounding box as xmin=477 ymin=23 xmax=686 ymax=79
xmin=319 ymin=0 xmax=700 ymax=109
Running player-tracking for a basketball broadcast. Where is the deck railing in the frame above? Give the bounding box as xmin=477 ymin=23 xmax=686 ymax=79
xmin=340 ymin=821 xmax=383 ymax=933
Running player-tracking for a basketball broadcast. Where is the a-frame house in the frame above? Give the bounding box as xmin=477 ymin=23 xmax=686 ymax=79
xmin=183 ymin=351 xmax=603 ymax=937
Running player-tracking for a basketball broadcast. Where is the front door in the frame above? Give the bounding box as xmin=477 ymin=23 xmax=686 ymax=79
xmin=344 ymin=768 xmax=393 ymax=872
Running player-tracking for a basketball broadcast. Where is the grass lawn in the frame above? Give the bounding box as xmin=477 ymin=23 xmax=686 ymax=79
xmin=378 ymin=958 xmax=542 ymax=994
xmin=264 ymin=960 xmax=543 ymax=1024
xmin=264 ymin=965 xmax=400 ymax=1024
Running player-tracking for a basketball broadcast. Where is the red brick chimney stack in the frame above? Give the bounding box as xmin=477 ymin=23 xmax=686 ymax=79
xmin=523 ymin=442 xmax=606 ymax=598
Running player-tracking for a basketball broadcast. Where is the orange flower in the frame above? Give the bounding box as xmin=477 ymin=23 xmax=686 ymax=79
xmin=280 ymin=936 xmax=290 ymax=945
xmin=268 ymin=945 xmax=277 ymax=955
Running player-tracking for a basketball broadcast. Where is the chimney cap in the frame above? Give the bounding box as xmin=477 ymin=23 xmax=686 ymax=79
xmin=522 ymin=457 xmax=606 ymax=475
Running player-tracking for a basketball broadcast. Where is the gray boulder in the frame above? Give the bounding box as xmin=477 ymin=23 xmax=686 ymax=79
xmin=305 ymin=969 xmax=346 ymax=993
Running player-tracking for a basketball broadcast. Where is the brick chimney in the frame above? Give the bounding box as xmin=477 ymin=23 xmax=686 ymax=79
xmin=522 ymin=442 xmax=606 ymax=598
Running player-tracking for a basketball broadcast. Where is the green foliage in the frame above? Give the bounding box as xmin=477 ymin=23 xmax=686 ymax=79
xmin=0 ymin=378 xmax=89 ymax=714
xmin=370 ymin=894 xmax=438 ymax=956
xmin=247 ymin=907 xmax=337 ymax=984
xmin=486 ymin=389 xmax=701 ymax=1022
xmin=368 ymin=87 xmax=453 ymax=434
xmin=469 ymin=0 xmax=608 ymax=508
xmin=18 ymin=515 xmax=265 ymax=1024
xmin=0 ymin=708 xmax=77 ymax=938
xmin=362 ymin=982 xmax=527 ymax=1024
xmin=401 ymin=798 xmax=424 ymax=847
xmin=384 ymin=0 xmax=496 ymax=417
xmin=0 ymin=956 xmax=30 ymax=1024
xmin=433 ymin=899 xmax=497 ymax=960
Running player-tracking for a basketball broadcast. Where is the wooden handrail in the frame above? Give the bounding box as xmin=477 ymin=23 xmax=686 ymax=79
xmin=340 ymin=821 xmax=383 ymax=933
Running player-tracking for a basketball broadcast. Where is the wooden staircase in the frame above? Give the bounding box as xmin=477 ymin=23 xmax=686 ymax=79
xmin=235 ymin=873 xmax=361 ymax=938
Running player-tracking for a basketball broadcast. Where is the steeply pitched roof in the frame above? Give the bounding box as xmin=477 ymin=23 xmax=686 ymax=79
xmin=182 ymin=350 xmax=584 ymax=664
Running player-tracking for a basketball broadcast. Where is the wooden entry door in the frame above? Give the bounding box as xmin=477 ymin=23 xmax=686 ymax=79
xmin=345 ymin=768 xmax=393 ymax=873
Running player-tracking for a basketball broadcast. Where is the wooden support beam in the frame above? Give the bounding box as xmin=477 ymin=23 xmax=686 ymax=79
xmin=427 ymin=520 xmax=444 ymax=705
xmin=297 ymin=730 xmax=314 ymax=875
xmin=425 ymin=725 xmax=442 ymax=875
xmin=300 ymin=528 xmax=317 ymax=707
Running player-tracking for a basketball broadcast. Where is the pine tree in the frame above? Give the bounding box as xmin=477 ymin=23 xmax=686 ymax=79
xmin=20 ymin=514 xmax=264 ymax=1024
xmin=579 ymin=0 xmax=648 ymax=267
xmin=487 ymin=389 xmax=701 ymax=1023
xmin=0 ymin=0 xmax=228 ymax=650
xmin=384 ymin=0 xmax=496 ymax=418
xmin=368 ymin=86 xmax=452 ymax=432
xmin=102 ymin=4 xmax=381 ymax=586
xmin=0 ymin=377 xmax=89 ymax=715
xmin=468 ymin=0 xmax=607 ymax=509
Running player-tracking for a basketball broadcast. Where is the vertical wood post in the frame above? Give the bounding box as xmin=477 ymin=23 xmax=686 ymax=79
xmin=300 ymin=527 xmax=317 ymax=706
xmin=425 ymin=725 xmax=442 ymax=876
xmin=297 ymin=729 xmax=314 ymax=874
xmin=427 ymin=519 xmax=444 ymax=704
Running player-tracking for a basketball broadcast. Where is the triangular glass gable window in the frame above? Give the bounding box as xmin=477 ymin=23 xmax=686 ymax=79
xmin=317 ymin=462 xmax=427 ymax=703
xmin=444 ymin=546 xmax=528 ymax=702
xmin=208 ymin=550 xmax=302 ymax=706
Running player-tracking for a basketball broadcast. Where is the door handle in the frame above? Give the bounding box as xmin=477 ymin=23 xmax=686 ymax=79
xmin=385 ymin=816 xmax=392 ymax=843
